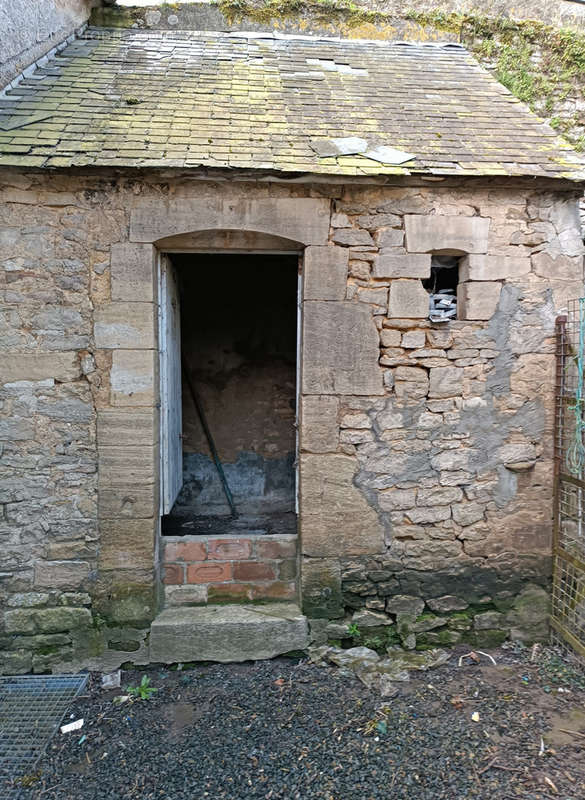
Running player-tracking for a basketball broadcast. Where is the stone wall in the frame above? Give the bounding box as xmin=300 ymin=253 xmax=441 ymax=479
xmin=0 ymin=170 xmax=582 ymax=672
xmin=297 ymin=183 xmax=583 ymax=651
xmin=0 ymin=0 xmax=95 ymax=90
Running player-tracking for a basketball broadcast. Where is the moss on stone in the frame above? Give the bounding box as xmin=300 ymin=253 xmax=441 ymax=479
xmin=464 ymin=628 xmax=509 ymax=648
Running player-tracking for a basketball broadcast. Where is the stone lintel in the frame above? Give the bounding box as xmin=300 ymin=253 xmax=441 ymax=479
xmin=373 ymin=253 xmax=431 ymax=279
xmin=404 ymin=215 xmax=490 ymax=254
xmin=460 ymin=254 xmax=531 ymax=281
xmin=130 ymin=198 xmax=331 ymax=246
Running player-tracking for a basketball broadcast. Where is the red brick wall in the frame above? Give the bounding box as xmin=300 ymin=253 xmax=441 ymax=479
xmin=162 ymin=535 xmax=298 ymax=606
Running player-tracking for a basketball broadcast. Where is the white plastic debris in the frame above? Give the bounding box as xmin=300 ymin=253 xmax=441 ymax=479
xmin=101 ymin=669 xmax=121 ymax=689
xmin=61 ymin=718 xmax=84 ymax=734
xmin=112 ymin=695 xmax=130 ymax=706
xmin=429 ymin=290 xmax=457 ymax=322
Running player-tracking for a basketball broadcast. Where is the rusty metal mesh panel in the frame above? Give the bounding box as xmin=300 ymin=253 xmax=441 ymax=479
xmin=553 ymin=302 xmax=585 ymax=662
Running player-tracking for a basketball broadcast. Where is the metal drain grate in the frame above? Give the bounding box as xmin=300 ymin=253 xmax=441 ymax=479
xmin=0 ymin=674 xmax=88 ymax=797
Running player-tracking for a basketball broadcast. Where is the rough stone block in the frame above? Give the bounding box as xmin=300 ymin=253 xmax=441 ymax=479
xmin=110 ymin=349 xmax=156 ymax=406
xmin=302 ymin=302 xmax=383 ymax=395
xmin=99 ymin=519 xmax=156 ymax=570
xmin=429 ymin=366 xmax=463 ymax=399
xmin=405 ymin=506 xmax=451 ymax=524
xmin=427 ymin=595 xmax=468 ymax=613
xmin=301 ymin=558 xmax=343 ymax=619
xmin=388 ymin=279 xmax=429 ymax=319
xmin=380 ymin=329 xmax=401 ymax=347
xmin=6 ymin=592 xmax=49 ymax=608
xmin=404 ymin=215 xmax=490 ymax=254
xmin=417 ymin=486 xmax=463 ymax=505
xmin=35 ymin=607 xmax=92 ymax=633
xmin=457 ymin=282 xmax=501 ymax=320
xmin=4 ymin=609 xmax=36 ymax=634
xmin=379 ymin=489 xmax=417 ymax=510
xmin=385 ymin=595 xmax=425 ymax=617
xmin=301 ymin=395 xmax=339 ymax=452
xmin=97 ymin=409 xmax=158 ymax=448
xmin=506 ymin=583 xmax=550 ymax=642
xmin=373 ymin=254 xmax=431 ymax=279
xmin=94 ymin=302 xmax=156 ymax=349
xmin=532 ymin=252 xmax=584 ymax=281
xmin=130 ymin=198 xmax=331 ymax=246
xmin=473 ymin=611 xmax=504 ymax=630
xmin=401 ymin=329 xmax=426 ymax=349
xmin=357 ymin=287 xmax=388 ymax=307
xmin=300 ymin=454 xmax=384 ymax=557
xmin=452 ymin=502 xmax=485 ymax=526
xmin=34 ymin=561 xmax=89 ymax=590
xmin=111 ymin=243 xmax=155 ymax=302
xmin=332 ymin=228 xmax=374 ymax=247
xmin=0 ymin=353 xmax=80 ymax=384
xmin=149 ymin=603 xmax=309 ymax=663
xmin=303 ymin=246 xmax=348 ymax=301
xmin=460 ymin=254 xmax=531 ymax=281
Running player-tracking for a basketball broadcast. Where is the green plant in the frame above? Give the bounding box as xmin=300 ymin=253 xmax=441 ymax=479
xmin=126 ymin=675 xmax=157 ymax=700
xmin=347 ymin=622 xmax=360 ymax=639
xmin=363 ymin=635 xmax=384 ymax=650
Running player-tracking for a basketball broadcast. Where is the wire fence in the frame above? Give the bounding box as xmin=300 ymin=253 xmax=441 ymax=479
xmin=552 ymin=302 xmax=585 ymax=663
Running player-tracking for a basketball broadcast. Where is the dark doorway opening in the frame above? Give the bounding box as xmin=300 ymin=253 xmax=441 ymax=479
xmin=162 ymin=253 xmax=298 ymax=537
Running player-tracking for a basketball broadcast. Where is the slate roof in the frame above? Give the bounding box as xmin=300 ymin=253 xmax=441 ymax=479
xmin=0 ymin=27 xmax=584 ymax=180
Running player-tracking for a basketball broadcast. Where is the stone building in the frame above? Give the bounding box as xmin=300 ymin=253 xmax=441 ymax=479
xmin=0 ymin=22 xmax=584 ymax=672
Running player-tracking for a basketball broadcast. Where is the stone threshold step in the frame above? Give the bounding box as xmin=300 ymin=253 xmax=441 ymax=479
xmin=149 ymin=603 xmax=309 ymax=664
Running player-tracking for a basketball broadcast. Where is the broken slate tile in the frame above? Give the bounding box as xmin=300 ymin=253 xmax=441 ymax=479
xmin=310 ymin=137 xmax=368 ymax=158
xmin=363 ymin=146 xmax=416 ymax=165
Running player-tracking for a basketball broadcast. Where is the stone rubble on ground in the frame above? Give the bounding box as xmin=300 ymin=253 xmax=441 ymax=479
xmin=308 ymin=644 xmax=450 ymax=695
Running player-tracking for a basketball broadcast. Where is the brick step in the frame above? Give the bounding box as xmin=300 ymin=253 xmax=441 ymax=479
xmin=162 ymin=534 xmax=298 ymax=607
xmin=149 ymin=603 xmax=308 ymax=664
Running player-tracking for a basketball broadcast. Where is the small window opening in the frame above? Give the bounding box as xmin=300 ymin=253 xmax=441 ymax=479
xmin=423 ymin=255 xmax=459 ymax=322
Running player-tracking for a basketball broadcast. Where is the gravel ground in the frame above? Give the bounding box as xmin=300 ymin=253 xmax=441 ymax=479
xmin=16 ymin=645 xmax=585 ymax=800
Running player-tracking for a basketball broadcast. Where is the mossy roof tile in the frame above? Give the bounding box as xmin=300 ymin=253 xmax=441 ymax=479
xmin=0 ymin=27 xmax=583 ymax=180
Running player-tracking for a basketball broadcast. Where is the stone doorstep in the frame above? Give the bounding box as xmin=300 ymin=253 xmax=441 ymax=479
xmin=149 ymin=603 xmax=309 ymax=663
